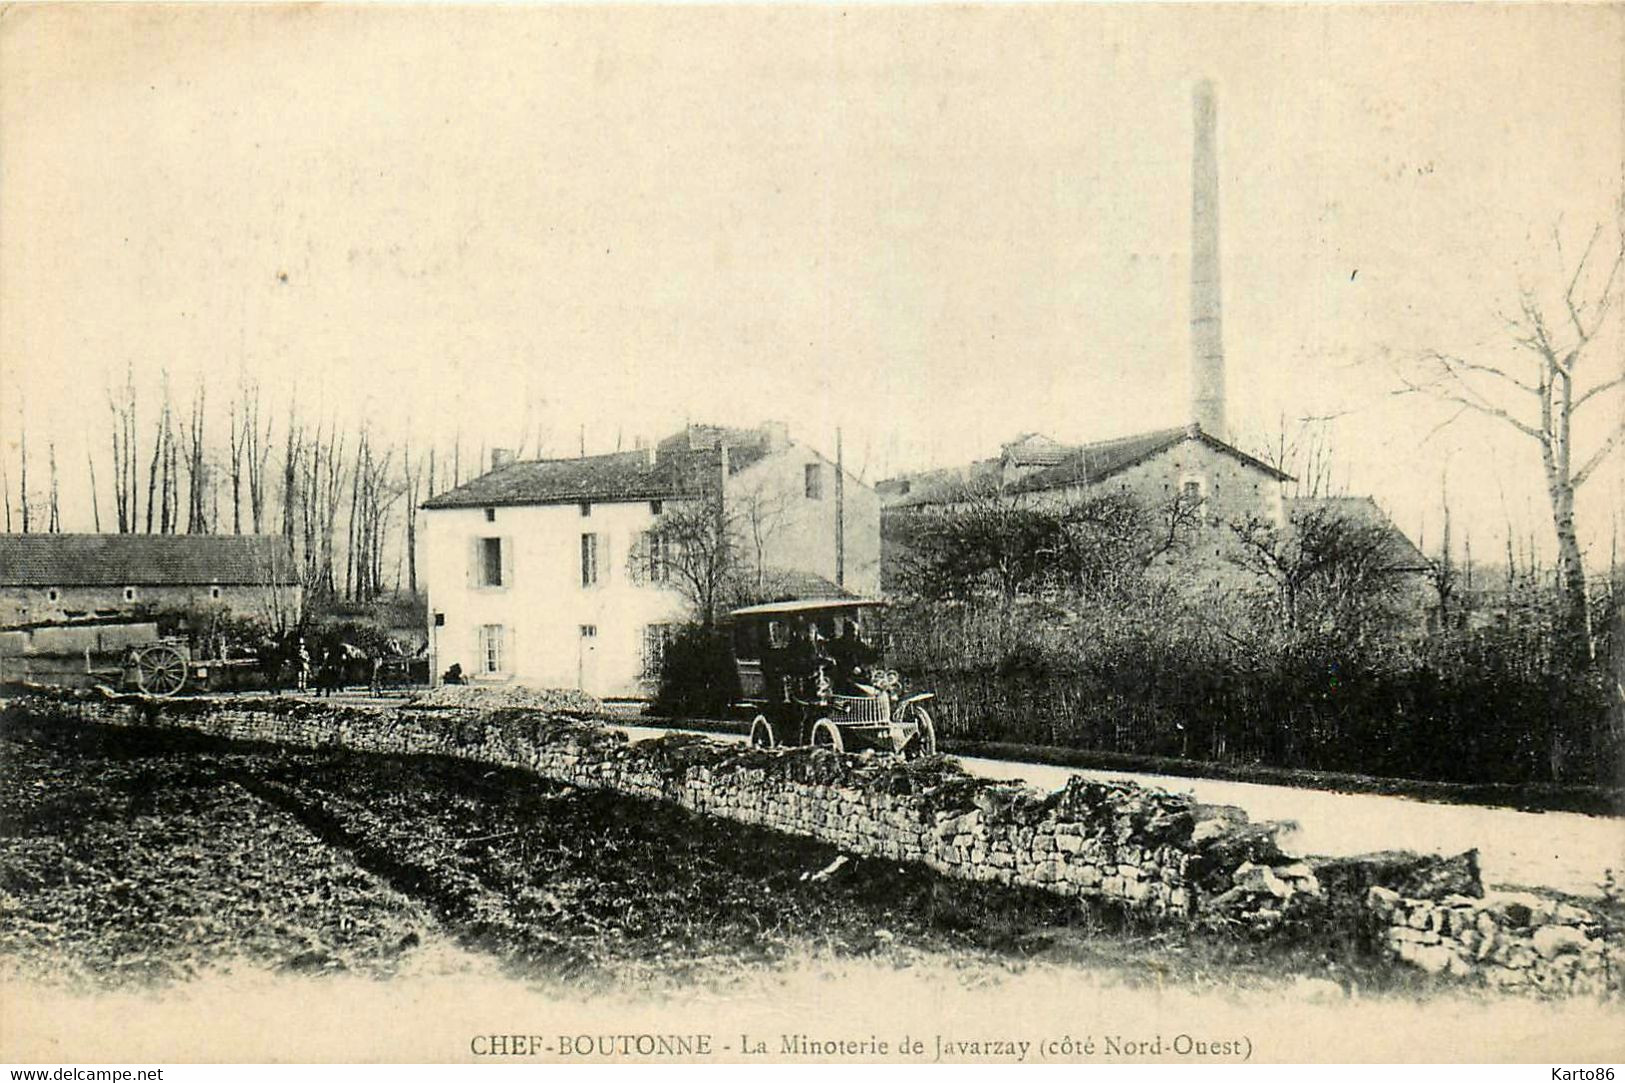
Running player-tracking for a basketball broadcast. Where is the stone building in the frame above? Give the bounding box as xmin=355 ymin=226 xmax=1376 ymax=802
xmin=420 ymin=421 xmax=879 ymax=698
xmin=876 ymin=79 xmax=1428 ymax=599
xmin=0 ymin=533 xmax=302 ymax=629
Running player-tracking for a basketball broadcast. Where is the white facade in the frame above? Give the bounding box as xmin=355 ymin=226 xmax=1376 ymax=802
xmin=422 ymin=499 xmax=690 ymax=698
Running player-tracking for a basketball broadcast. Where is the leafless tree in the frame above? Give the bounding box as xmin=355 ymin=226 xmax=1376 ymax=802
xmin=1229 ymin=504 xmax=1413 ymax=633
xmin=1251 ymin=413 xmax=1340 ymax=499
xmin=87 ymin=446 xmax=102 ymax=533
xmin=1399 ymin=220 xmax=1624 ymax=660
xmin=1 ymin=444 xmax=11 ymax=533
xmin=1428 ymin=470 xmax=1459 ymax=629
xmin=46 ymin=441 xmax=60 ymax=533
xmin=106 ymin=366 xmax=141 ymax=533
xmin=402 ymin=442 xmax=423 ymax=594
xmin=641 ymin=491 xmax=738 ymax=627
xmin=17 ymin=398 xmax=29 ymax=533
xmin=732 ymin=473 xmax=791 ymax=599
xmin=228 ymin=396 xmax=244 ymax=534
xmin=281 ymin=396 xmax=301 ymax=546
xmin=238 ymin=376 xmax=272 ymax=533
xmin=183 ymin=380 xmax=208 ymax=533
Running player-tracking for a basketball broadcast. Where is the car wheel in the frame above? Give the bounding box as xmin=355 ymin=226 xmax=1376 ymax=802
xmin=901 ymin=703 xmax=938 ymax=759
xmin=749 ymin=715 xmax=776 ymax=748
xmin=810 ymin=719 xmax=845 ymax=752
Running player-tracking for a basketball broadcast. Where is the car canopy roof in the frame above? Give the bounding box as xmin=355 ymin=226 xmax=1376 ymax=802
xmin=726 ymin=597 xmax=885 ymax=620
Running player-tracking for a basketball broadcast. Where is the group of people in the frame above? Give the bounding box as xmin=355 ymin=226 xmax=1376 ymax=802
xmin=771 ymin=617 xmax=878 ymax=700
xmin=259 ymin=633 xmax=414 ymax=697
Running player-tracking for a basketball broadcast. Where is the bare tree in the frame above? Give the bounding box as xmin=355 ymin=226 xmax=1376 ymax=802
xmin=1229 ymin=504 xmax=1414 ymax=634
xmin=183 ymin=380 xmax=208 ymax=533
xmin=1399 ymin=221 xmax=1624 ymax=659
xmin=1428 ymin=470 xmax=1458 ymax=629
xmin=732 ymin=473 xmax=791 ymax=599
xmin=642 ymin=492 xmax=737 ymax=627
xmin=281 ymin=396 xmax=301 ymax=546
xmin=1251 ymin=412 xmax=1339 ymax=499
xmin=228 ymin=396 xmax=243 ymax=534
xmin=17 ymin=399 xmax=29 ymax=533
xmin=46 ymin=441 xmax=60 ymax=533
xmin=402 ymin=442 xmax=423 ymax=594
xmin=239 ymin=376 xmax=272 ymax=532
xmin=105 ymin=367 xmax=140 ymax=533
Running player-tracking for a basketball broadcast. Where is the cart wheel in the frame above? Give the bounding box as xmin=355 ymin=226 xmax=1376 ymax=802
xmin=135 ymin=644 xmax=188 ymax=697
xmin=810 ymin=719 xmax=845 ymax=753
xmin=900 ymin=703 xmax=938 ymax=759
xmin=749 ymin=715 xmax=776 ymax=748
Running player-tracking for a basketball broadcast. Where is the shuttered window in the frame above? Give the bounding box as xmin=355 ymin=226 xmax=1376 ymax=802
xmin=479 ymin=624 xmax=505 ymax=674
xmin=581 ymin=533 xmax=599 ymax=587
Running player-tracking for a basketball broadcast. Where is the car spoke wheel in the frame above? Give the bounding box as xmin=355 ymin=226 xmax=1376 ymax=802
xmin=810 ymin=719 xmax=845 ymax=752
xmin=749 ymin=715 xmax=776 ymax=748
xmin=901 ymin=703 xmax=937 ymax=759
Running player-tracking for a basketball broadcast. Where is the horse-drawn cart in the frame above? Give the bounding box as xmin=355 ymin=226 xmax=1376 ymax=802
xmin=119 ymin=636 xmax=256 ymax=696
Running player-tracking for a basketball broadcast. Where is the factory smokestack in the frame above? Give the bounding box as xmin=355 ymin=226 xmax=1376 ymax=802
xmin=1190 ymin=78 xmax=1226 ymax=440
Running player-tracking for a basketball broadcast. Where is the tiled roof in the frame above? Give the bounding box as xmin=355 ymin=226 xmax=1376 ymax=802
xmin=754 ymin=568 xmax=857 ymax=603
xmin=1018 ymin=426 xmax=1295 ymax=492
xmin=422 ymin=449 xmax=706 ymax=509
xmin=1288 ymin=496 xmax=1431 ymax=571
xmin=1011 ymin=427 xmax=1191 ymax=491
xmin=423 ymin=425 xmax=790 ymax=511
xmin=884 ymin=425 xmax=1295 ymax=508
xmin=0 ymin=534 xmax=299 ymax=587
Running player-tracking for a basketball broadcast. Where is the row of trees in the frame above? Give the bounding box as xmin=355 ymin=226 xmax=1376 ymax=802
xmin=3 ymin=366 xmax=532 ymax=604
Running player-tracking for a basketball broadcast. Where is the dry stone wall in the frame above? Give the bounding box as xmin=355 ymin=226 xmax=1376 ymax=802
xmin=7 ymin=689 xmax=1619 ymax=997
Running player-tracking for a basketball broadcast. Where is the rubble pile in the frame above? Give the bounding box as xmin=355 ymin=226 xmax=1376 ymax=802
xmin=407 ymin=684 xmax=602 ymax=715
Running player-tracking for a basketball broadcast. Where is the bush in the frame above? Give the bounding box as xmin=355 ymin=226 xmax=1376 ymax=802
xmin=651 ymin=624 xmax=739 ymax=719
xmin=893 ymin=587 xmax=1619 ymax=788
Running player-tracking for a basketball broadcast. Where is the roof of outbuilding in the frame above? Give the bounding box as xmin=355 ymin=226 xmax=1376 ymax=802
xmin=1287 ymin=496 xmax=1432 ymax=571
xmin=0 ymin=534 xmax=300 ymax=587
xmin=885 ymin=425 xmax=1293 ymax=507
xmin=1017 ymin=426 xmax=1294 ymax=492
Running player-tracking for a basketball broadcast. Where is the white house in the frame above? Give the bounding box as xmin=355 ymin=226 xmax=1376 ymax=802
xmin=420 ymin=422 xmax=879 ymax=698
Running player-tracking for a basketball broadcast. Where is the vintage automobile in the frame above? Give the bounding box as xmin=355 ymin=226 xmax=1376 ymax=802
xmin=726 ymin=597 xmax=937 ymax=757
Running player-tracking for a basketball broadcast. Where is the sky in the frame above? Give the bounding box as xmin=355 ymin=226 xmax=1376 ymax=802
xmin=1 ymin=4 xmax=1622 ymax=564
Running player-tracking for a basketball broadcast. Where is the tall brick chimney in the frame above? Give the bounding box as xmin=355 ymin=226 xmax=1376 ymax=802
xmin=1190 ymin=78 xmax=1226 ymax=440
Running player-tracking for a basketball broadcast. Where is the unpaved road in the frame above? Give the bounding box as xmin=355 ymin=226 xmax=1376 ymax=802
xmin=613 ymin=724 xmax=1624 ymax=899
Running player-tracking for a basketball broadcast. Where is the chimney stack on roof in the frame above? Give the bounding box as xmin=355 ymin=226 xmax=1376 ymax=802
xmin=1190 ymin=78 xmax=1227 ymax=441
xmin=760 ymin=420 xmax=790 ymax=451
xmin=490 ymin=448 xmax=515 ymax=469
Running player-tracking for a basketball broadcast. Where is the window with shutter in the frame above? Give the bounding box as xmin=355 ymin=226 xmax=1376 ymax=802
xmin=580 ymin=533 xmax=599 ymax=587
xmin=474 ymin=537 xmax=504 ymax=587
xmin=479 ymin=624 xmax=505 ymax=674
